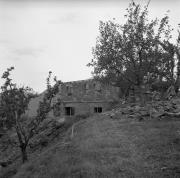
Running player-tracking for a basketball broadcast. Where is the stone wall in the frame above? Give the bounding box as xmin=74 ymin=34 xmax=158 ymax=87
xmin=57 ymin=79 xmax=119 ymax=102
xmin=27 ymin=79 xmax=120 ymax=118
xmin=59 ymin=101 xmax=111 ymax=117
xmin=53 ymin=79 xmax=120 ymax=117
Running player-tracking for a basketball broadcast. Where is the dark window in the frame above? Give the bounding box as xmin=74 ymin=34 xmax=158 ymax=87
xmin=66 ymin=85 xmax=73 ymax=96
xmin=65 ymin=107 xmax=75 ymax=116
xmin=84 ymin=83 xmax=89 ymax=92
xmin=94 ymin=107 xmax=102 ymax=113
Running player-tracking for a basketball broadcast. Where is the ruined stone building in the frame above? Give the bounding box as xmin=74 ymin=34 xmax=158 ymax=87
xmin=28 ymin=79 xmax=120 ymax=118
xmin=52 ymin=79 xmax=120 ymax=117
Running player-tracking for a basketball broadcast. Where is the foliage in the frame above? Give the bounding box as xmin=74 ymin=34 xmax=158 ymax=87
xmin=175 ymin=27 xmax=180 ymax=92
xmin=88 ymin=1 xmax=178 ymax=98
xmin=0 ymin=67 xmax=33 ymax=128
xmin=0 ymin=67 xmax=61 ymax=163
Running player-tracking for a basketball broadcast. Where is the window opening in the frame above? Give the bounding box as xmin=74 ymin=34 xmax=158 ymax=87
xmin=94 ymin=107 xmax=102 ymax=113
xmin=65 ymin=107 xmax=75 ymax=116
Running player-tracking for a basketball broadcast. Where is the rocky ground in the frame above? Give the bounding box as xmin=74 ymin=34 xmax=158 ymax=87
xmin=104 ymin=97 xmax=180 ymax=121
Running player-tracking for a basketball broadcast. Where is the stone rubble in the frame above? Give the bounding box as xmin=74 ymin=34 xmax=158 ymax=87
xmin=103 ymin=97 xmax=180 ymax=121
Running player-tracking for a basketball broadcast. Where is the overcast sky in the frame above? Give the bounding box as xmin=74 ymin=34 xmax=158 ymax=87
xmin=0 ymin=0 xmax=180 ymax=93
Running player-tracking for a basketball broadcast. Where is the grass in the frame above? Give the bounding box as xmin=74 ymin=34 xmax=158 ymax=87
xmin=11 ymin=115 xmax=180 ymax=177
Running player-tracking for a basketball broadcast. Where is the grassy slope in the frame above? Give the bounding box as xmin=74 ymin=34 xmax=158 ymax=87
xmin=14 ymin=115 xmax=180 ymax=178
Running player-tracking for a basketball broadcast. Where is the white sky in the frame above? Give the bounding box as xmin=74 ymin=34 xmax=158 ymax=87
xmin=0 ymin=0 xmax=180 ymax=93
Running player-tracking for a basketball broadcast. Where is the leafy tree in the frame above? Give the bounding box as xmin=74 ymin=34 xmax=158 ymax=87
xmin=0 ymin=67 xmax=61 ymax=163
xmin=88 ymin=1 xmax=175 ymax=100
xmin=158 ymin=25 xmax=180 ymax=93
xmin=175 ymin=27 xmax=180 ymax=92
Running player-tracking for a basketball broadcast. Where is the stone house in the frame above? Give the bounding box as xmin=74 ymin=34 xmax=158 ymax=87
xmin=52 ymin=79 xmax=120 ymax=117
xmin=27 ymin=79 xmax=120 ymax=118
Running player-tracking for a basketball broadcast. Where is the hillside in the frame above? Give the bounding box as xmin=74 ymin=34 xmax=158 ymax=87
xmin=10 ymin=113 xmax=180 ymax=178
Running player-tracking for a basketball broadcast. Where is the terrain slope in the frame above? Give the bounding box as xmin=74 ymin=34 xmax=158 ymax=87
xmin=14 ymin=115 xmax=180 ymax=178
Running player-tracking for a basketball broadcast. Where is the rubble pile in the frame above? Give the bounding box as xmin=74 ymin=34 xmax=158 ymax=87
xmin=103 ymin=97 xmax=180 ymax=121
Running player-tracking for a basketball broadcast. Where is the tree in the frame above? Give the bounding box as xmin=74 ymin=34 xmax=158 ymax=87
xmin=0 ymin=67 xmax=61 ymax=163
xmin=175 ymin=27 xmax=180 ymax=92
xmin=88 ymin=1 xmax=175 ymax=100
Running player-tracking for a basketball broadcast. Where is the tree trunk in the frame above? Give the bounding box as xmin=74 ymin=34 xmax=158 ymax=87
xmin=20 ymin=144 xmax=28 ymax=163
xmin=137 ymin=85 xmax=145 ymax=105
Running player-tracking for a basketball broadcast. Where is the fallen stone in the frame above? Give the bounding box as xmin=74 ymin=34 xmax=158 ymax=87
xmin=0 ymin=159 xmax=12 ymax=167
